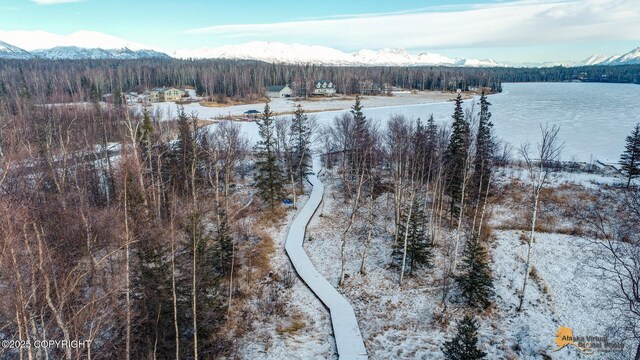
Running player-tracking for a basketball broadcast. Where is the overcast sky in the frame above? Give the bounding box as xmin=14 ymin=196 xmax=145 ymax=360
xmin=1 ymin=0 xmax=639 ymax=62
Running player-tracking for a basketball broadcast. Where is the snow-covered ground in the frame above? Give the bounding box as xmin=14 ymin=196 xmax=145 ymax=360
xmin=490 ymin=230 xmax=623 ymax=359
xmin=131 ymin=91 xmax=465 ymax=122
xmin=238 ymin=192 xmax=338 ymax=360
xmin=291 ymin=167 xmax=634 ymax=359
xmin=284 ymin=158 xmax=367 ymax=359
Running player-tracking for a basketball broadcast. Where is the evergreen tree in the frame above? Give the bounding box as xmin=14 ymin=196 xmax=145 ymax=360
xmin=394 ymin=197 xmax=434 ymax=274
xmin=620 ymin=123 xmax=640 ymax=188
xmin=137 ymin=108 xmax=154 ymax=164
xmin=446 ymin=94 xmax=471 ymax=218
xmin=114 ymin=87 xmax=124 ymax=107
xmin=290 ymin=104 xmax=312 ymax=186
xmin=215 ymin=211 xmax=234 ymax=276
xmin=132 ymin=227 xmax=178 ymax=358
xmin=455 ymin=235 xmax=494 ymax=309
xmin=442 ymin=315 xmax=487 ymax=360
xmin=255 ymin=103 xmax=286 ymax=209
xmin=195 ymin=72 xmax=206 ymax=96
xmin=182 ymin=211 xmax=225 ymax=356
xmin=175 ymin=106 xmax=197 ymax=194
xmin=472 ymin=92 xmax=494 ymax=199
xmin=415 ymin=114 xmax=439 ymax=182
xmin=413 ymin=118 xmax=428 ymax=180
xmin=350 ymin=95 xmax=371 ymax=177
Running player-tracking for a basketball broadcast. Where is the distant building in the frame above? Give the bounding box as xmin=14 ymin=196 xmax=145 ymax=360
xmin=312 ymin=80 xmax=336 ymax=96
xmin=244 ymin=109 xmax=261 ymax=119
xmin=148 ymin=87 xmax=186 ymax=102
xmin=267 ymin=85 xmax=293 ymax=98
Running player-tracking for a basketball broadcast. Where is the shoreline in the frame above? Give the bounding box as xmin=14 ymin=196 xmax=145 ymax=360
xmin=135 ymin=90 xmax=482 ymax=121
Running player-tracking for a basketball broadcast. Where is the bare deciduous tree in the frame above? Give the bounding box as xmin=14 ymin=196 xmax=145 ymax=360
xmin=517 ymin=124 xmax=563 ymax=312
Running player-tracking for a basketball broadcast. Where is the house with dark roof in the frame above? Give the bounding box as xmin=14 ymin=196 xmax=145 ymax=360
xmin=266 ymin=84 xmax=293 ymax=98
xmin=312 ymin=80 xmax=336 ymax=96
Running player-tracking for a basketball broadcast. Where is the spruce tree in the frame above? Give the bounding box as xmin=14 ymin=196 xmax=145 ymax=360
xmin=290 ymin=104 xmax=312 ymax=186
xmin=446 ymin=94 xmax=471 ymax=218
xmin=455 ymin=235 xmax=494 ymax=309
xmin=394 ymin=197 xmax=434 ymax=274
xmin=255 ymin=103 xmax=286 ymax=209
xmin=132 ymin=227 xmax=178 ymax=357
xmin=350 ymin=95 xmax=370 ymax=177
xmin=174 ymin=106 xmax=197 ymax=194
xmin=414 ymin=114 xmax=439 ymax=182
xmin=137 ymin=108 xmax=154 ymax=164
xmin=620 ymin=123 xmax=640 ymax=188
xmin=182 ymin=211 xmax=225 ymax=355
xmin=442 ymin=315 xmax=487 ymax=360
xmin=472 ymin=92 xmax=494 ymax=199
xmin=114 ymin=87 xmax=124 ymax=107
xmin=215 ymin=211 xmax=234 ymax=276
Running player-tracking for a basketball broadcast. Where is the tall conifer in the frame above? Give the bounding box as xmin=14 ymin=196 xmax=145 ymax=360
xmin=620 ymin=123 xmax=640 ymax=188
xmin=455 ymin=236 xmax=494 ymax=309
xmin=255 ymin=103 xmax=286 ymax=209
xmin=290 ymin=104 xmax=312 ymax=186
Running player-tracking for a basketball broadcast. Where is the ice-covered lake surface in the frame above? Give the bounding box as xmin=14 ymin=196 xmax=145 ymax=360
xmin=201 ymin=82 xmax=640 ymax=164
xmin=317 ymin=82 xmax=639 ymax=164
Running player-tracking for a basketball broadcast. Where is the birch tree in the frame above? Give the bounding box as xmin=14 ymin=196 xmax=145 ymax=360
xmin=517 ymin=124 xmax=563 ymax=312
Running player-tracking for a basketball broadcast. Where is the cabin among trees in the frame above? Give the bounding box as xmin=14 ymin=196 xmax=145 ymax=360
xmin=266 ymin=84 xmax=293 ymax=98
xmin=148 ymin=87 xmax=185 ymax=102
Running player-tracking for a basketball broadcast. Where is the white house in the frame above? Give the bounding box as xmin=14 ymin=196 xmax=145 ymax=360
xmin=312 ymin=80 xmax=336 ymax=96
xmin=148 ymin=87 xmax=186 ymax=102
xmin=267 ymin=85 xmax=293 ymax=98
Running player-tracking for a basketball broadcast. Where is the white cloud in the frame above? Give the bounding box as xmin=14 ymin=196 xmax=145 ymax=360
xmin=183 ymin=0 xmax=640 ymax=51
xmin=31 ymin=0 xmax=81 ymax=4
xmin=0 ymin=30 xmax=158 ymax=51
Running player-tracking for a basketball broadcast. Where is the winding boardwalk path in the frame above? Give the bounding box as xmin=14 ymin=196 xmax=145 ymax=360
xmin=284 ymin=158 xmax=368 ymax=360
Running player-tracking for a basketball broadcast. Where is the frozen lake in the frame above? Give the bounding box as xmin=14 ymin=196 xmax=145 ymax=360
xmin=211 ymin=82 xmax=640 ymax=164
xmin=311 ymin=82 xmax=640 ymax=164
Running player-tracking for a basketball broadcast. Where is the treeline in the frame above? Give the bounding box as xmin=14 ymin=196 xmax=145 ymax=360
xmin=1 ymin=58 xmax=506 ymax=106
xmin=492 ymin=64 xmax=640 ymax=84
xmin=2 ymin=59 xmax=638 ymax=108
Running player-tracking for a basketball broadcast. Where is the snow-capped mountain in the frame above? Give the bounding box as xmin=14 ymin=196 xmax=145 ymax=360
xmin=0 ymin=40 xmax=171 ymax=60
xmin=31 ymin=46 xmax=171 ymax=60
xmin=175 ymin=41 xmax=506 ymax=67
xmin=578 ymin=47 xmax=640 ymax=66
xmin=609 ymin=47 xmax=640 ymax=65
xmin=178 ymin=42 xmax=355 ymax=65
xmin=577 ymin=54 xmax=609 ymax=66
xmin=0 ymin=30 xmax=152 ymax=52
xmin=0 ymin=40 xmax=33 ymax=59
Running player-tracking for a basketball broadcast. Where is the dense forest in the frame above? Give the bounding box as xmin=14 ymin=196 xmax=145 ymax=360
xmin=1 ymin=59 xmax=639 ymax=107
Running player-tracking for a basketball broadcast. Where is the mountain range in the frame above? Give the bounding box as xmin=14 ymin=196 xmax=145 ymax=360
xmin=577 ymin=47 xmax=640 ymax=66
xmin=0 ymin=41 xmax=170 ymax=60
xmin=0 ymin=40 xmax=33 ymax=59
xmin=2 ymin=38 xmax=640 ymax=67
xmin=174 ymin=42 xmax=504 ymax=67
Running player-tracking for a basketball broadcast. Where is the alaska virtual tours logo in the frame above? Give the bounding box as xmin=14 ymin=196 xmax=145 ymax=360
xmin=552 ymin=326 xmax=624 ymax=355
